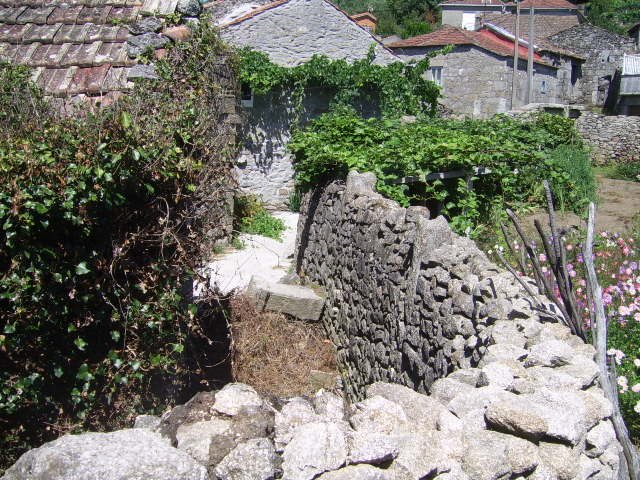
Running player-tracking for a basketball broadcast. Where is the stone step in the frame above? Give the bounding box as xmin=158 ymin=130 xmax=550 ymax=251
xmin=246 ymin=275 xmax=325 ymax=321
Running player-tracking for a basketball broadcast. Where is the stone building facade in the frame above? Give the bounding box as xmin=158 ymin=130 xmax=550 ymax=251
xmin=389 ymin=26 xmax=581 ymax=118
xmin=548 ymin=23 xmax=638 ymax=108
xmin=219 ymin=0 xmax=398 ymax=207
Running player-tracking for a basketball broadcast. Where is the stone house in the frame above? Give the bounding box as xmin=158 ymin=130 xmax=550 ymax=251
xmin=388 ymin=24 xmax=583 ymax=117
xmin=548 ymin=23 xmax=638 ymax=108
xmin=619 ymin=53 xmax=640 ymax=115
xmin=218 ymin=0 xmax=398 ymax=208
xmin=440 ymin=0 xmax=581 ymax=31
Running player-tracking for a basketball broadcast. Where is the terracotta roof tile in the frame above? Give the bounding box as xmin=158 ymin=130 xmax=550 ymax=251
xmin=0 ymin=23 xmax=28 ymax=42
xmin=53 ymin=24 xmax=89 ymax=43
xmin=15 ymin=6 xmax=54 ymax=24
xmin=0 ymin=0 xmax=163 ymax=97
xmin=0 ymin=5 xmax=26 ymax=22
xmin=47 ymin=6 xmax=84 ymax=24
xmin=68 ymin=63 xmax=110 ymax=93
xmin=22 ymin=23 xmax=62 ymax=42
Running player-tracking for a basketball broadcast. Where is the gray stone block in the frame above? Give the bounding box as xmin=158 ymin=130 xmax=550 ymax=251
xmin=246 ymin=275 xmax=325 ymax=321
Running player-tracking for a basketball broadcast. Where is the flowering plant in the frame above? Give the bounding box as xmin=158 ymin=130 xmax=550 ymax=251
xmin=490 ymin=229 xmax=640 ymax=441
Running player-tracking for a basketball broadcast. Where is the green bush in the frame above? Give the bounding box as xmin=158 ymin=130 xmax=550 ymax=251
xmin=290 ymin=109 xmax=589 ymax=235
xmin=0 ymin=21 xmax=237 ymax=471
xmin=548 ymin=144 xmax=598 ymax=212
xmin=614 ymin=160 xmax=640 ymax=182
xmin=234 ymin=196 xmax=286 ymax=240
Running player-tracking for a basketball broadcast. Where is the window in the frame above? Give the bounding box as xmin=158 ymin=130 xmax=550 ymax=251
xmin=240 ymin=83 xmax=254 ymax=108
xmin=429 ymin=67 xmax=443 ymax=87
xmin=540 ymin=80 xmax=548 ymax=94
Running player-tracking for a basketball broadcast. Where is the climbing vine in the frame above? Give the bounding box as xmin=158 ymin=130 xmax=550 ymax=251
xmin=237 ymin=46 xmax=441 ymax=119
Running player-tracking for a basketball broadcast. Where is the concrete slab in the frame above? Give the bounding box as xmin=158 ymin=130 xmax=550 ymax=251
xmin=201 ymin=211 xmax=299 ymax=295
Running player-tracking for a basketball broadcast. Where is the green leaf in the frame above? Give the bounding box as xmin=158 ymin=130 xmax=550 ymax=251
xmin=75 ymin=262 xmax=90 ymax=275
xmin=74 ymin=337 xmax=88 ymax=351
xmin=120 ymin=111 xmax=132 ymax=129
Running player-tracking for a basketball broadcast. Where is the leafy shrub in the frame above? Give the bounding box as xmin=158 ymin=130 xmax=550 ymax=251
xmin=549 ymin=144 xmax=598 ymax=212
xmin=614 ymin=160 xmax=640 ymax=183
xmin=234 ymin=195 xmax=286 ymax=240
xmin=0 ymin=21 xmax=237 ymax=471
xmin=290 ymin=108 xmax=589 ymax=235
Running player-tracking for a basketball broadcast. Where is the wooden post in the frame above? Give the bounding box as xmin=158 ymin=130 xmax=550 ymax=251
xmin=511 ymin=0 xmax=521 ymax=109
xmin=585 ymin=203 xmax=640 ymax=480
xmin=526 ymin=4 xmax=535 ymax=104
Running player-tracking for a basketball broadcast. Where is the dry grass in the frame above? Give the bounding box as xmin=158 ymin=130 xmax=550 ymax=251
xmin=230 ymin=295 xmax=338 ymax=398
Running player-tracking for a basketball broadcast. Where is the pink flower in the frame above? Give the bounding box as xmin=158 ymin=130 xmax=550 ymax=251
xmin=539 ymin=253 xmax=547 ymax=262
xmin=635 ymin=312 xmax=640 ymax=322
xmin=619 ymin=305 xmax=631 ymax=316
xmin=566 ymin=244 xmax=574 ymax=251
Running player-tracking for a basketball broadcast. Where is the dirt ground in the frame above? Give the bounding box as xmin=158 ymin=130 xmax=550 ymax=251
xmin=521 ymin=176 xmax=640 ymax=237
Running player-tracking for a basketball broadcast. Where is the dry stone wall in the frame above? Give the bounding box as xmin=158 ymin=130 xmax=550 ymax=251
xmin=576 ymin=111 xmax=640 ymax=165
xmin=292 ymin=171 xmax=625 ymax=478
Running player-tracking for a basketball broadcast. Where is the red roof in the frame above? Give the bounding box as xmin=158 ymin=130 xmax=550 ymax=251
xmin=387 ymin=25 xmax=554 ymax=66
xmin=440 ymin=0 xmax=578 ymax=9
xmin=351 ymin=12 xmax=378 ymax=22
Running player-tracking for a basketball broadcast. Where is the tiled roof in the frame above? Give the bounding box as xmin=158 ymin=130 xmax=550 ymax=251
xmin=387 ymin=24 xmax=555 ymax=66
xmin=480 ymin=12 xmax=579 ymax=41
xmin=480 ymin=18 xmax=584 ymax=59
xmin=350 ymin=12 xmax=377 ymax=21
xmin=0 ymin=0 xmax=179 ymax=99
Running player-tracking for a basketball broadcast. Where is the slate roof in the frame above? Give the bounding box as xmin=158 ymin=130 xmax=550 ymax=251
xmin=480 ymin=12 xmax=579 ymax=41
xmin=0 ymin=0 xmax=178 ymax=100
xmin=440 ymin=0 xmax=578 ymax=8
xmin=387 ymin=24 xmax=555 ymax=66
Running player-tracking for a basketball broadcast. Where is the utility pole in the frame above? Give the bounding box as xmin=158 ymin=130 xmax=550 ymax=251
xmin=511 ymin=0 xmax=521 ymax=109
xmin=526 ymin=2 xmax=535 ymax=104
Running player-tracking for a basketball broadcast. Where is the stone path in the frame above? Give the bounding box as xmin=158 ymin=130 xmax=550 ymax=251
xmin=204 ymin=212 xmax=299 ymax=295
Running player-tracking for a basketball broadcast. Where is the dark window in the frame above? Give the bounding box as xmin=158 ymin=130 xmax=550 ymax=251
xmin=571 ymin=62 xmax=582 ymax=85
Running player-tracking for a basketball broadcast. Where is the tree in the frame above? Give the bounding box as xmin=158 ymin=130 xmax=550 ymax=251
xmin=588 ymin=0 xmax=640 ymax=34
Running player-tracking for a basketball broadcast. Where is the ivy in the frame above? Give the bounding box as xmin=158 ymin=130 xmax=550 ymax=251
xmin=237 ymin=46 xmax=441 ymax=119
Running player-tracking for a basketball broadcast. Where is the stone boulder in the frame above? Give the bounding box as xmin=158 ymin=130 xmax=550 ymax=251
xmin=2 ymin=429 xmax=207 ymax=480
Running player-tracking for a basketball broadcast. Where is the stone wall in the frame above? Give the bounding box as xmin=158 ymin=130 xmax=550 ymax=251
xmin=393 ymin=45 xmax=574 ymax=118
xmin=290 ymin=171 xmax=624 ymax=478
xmin=549 ymin=24 xmax=637 ymax=107
xmin=576 ymin=111 xmax=640 ymax=164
